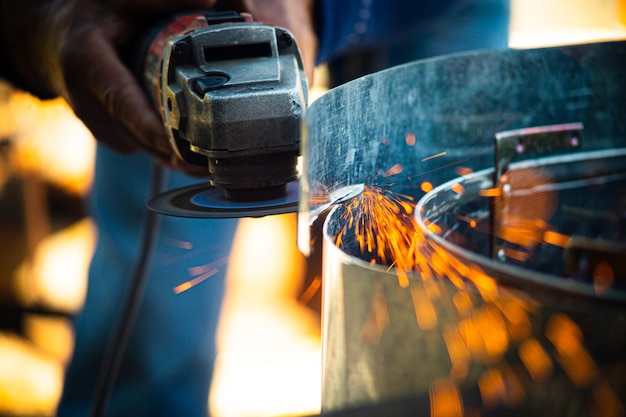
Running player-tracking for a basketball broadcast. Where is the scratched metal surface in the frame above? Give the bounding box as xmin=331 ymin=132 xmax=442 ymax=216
xmin=300 ymin=41 xmax=626 ymax=231
xmin=303 ymin=41 xmax=626 ymax=415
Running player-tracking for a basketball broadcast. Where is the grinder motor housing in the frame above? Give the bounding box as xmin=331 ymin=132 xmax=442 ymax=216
xmin=138 ymin=12 xmax=308 ymax=201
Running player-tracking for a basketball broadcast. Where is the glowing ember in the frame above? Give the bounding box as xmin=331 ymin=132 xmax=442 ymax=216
xmin=405 ymin=132 xmax=417 ymax=146
xmin=173 ymin=257 xmax=228 ymax=294
xmin=422 ymin=151 xmax=447 ymax=162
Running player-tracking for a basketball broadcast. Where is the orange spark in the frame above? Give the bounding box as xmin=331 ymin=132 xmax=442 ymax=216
xmin=405 ymin=132 xmax=416 ymax=146
xmin=592 ymin=261 xmax=615 ymax=294
xmin=426 ymin=221 xmax=442 ymax=235
xmin=422 ymin=151 xmax=447 ymax=162
xmin=476 ymin=306 xmax=509 ymax=360
xmin=545 ymin=314 xmax=598 ymax=386
xmin=443 ymin=327 xmax=470 ymax=380
xmin=173 ymin=257 xmax=229 ymax=294
xmin=334 ymin=185 xmax=422 ymax=272
xmin=410 ymin=286 xmax=438 ymax=331
xmin=396 ymin=269 xmax=410 ymax=288
xmin=543 ymin=230 xmax=570 ymax=248
xmin=479 ymin=187 xmax=503 ymax=197
xmin=453 ymin=292 xmax=473 ymax=317
xmin=421 ymin=181 xmax=434 ymax=193
xmin=429 ymin=379 xmax=463 ymax=417
xmin=457 ymin=215 xmax=476 ymax=228
xmin=593 ymin=381 xmax=624 ymax=417
xmin=451 ymin=183 xmax=465 ymax=195
xmin=298 ymin=275 xmax=322 ymax=305
xmin=556 ymin=346 xmax=598 ymax=388
xmin=518 ymin=338 xmax=553 ymax=381
xmin=173 ymin=268 xmax=219 ymax=294
xmin=478 ymin=368 xmax=506 ymax=409
xmin=455 ymin=166 xmax=473 ymax=176
xmin=163 ymin=238 xmax=193 ymax=250
xmin=383 ymin=163 xmax=403 ymax=177
xmin=545 ymin=314 xmax=583 ymax=356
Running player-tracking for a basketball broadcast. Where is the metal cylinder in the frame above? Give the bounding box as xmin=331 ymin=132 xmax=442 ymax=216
xmin=302 ymin=41 xmax=626 ymax=416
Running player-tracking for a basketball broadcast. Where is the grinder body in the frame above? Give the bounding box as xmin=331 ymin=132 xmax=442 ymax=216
xmin=137 ymin=11 xmax=307 ymax=202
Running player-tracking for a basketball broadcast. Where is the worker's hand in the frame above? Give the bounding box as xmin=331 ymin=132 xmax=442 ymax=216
xmin=0 ymin=0 xmax=218 ymax=174
xmin=215 ymin=0 xmax=318 ymax=83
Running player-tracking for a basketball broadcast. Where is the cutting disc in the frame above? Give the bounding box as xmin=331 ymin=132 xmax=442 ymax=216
xmin=148 ymin=181 xmax=299 ymax=218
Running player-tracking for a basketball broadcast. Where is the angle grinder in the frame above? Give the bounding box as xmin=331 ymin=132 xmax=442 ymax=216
xmin=132 ymin=11 xmax=308 ymax=218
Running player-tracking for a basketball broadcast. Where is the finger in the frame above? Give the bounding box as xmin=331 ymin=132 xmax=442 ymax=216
xmin=63 ymin=28 xmax=172 ymax=156
xmin=68 ymin=91 xmax=140 ymax=154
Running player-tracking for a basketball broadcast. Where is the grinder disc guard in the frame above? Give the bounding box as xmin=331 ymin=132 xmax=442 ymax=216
xmin=148 ymin=181 xmax=299 ymax=218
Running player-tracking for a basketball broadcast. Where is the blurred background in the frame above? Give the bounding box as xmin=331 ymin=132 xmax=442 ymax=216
xmin=0 ymin=0 xmax=624 ymax=416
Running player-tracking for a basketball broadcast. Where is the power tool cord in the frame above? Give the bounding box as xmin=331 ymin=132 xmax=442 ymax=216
xmin=89 ymin=162 xmax=167 ymax=417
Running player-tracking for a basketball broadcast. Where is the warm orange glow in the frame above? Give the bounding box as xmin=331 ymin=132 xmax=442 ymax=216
xmin=545 ymin=314 xmax=583 ymax=356
xmin=405 ymin=132 xmax=417 ymax=146
xmin=496 ymin=298 xmax=532 ymax=342
xmin=443 ymin=327 xmax=470 ymax=380
xmin=467 ymin=267 xmax=499 ymax=301
xmin=14 ymin=218 xmax=95 ymax=312
xmin=451 ymin=183 xmax=465 ymax=195
xmin=510 ymin=0 xmax=626 ymax=48
xmin=360 ymin=281 xmax=390 ymax=345
xmin=477 ymin=306 xmax=509 ymax=359
xmin=426 ymin=221 xmax=442 ymax=235
xmin=429 ymin=378 xmax=463 ymax=417
xmin=452 ymin=292 xmax=473 ymax=317
xmin=518 ymin=338 xmax=553 ymax=381
xmin=396 ymin=268 xmax=410 ymax=288
xmin=383 ymin=163 xmax=403 ymax=177
xmin=334 ymin=185 xmax=420 ymax=272
xmin=422 ymin=152 xmax=447 ymax=162
xmin=593 ymin=380 xmax=625 ymax=417
xmin=543 ymin=230 xmax=570 ymax=248
xmin=173 ymin=257 xmax=229 ymax=294
xmin=454 ymin=166 xmax=473 ymax=177
xmin=421 ymin=181 xmax=434 ymax=193
xmin=23 ymin=315 xmax=75 ymax=365
xmin=410 ymin=286 xmax=438 ymax=331
xmin=210 ymin=213 xmax=321 ymax=417
xmin=592 ymin=261 xmax=615 ymax=293
xmin=0 ymin=334 xmax=64 ymax=416
xmin=173 ymin=268 xmax=218 ymax=294
xmin=479 ymin=187 xmax=503 ymax=197
xmin=498 ymin=246 xmax=530 ymax=263
xmin=478 ymin=367 xmax=506 ymax=409
xmin=458 ymin=318 xmax=486 ymax=363
xmin=4 ymin=92 xmax=95 ymax=195
xmin=556 ymin=346 xmax=599 ymax=388
xmin=423 ymin=279 xmax=441 ymax=300
xmin=479 ymin=365 xmax=526 ymax=409
xmin=501 ymin=365 xmax=526 ymax=408
xmin=299 ymin=275 xmax=322 ymax=304
xmin=545 ymin=314 xmax=598 ymax=388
